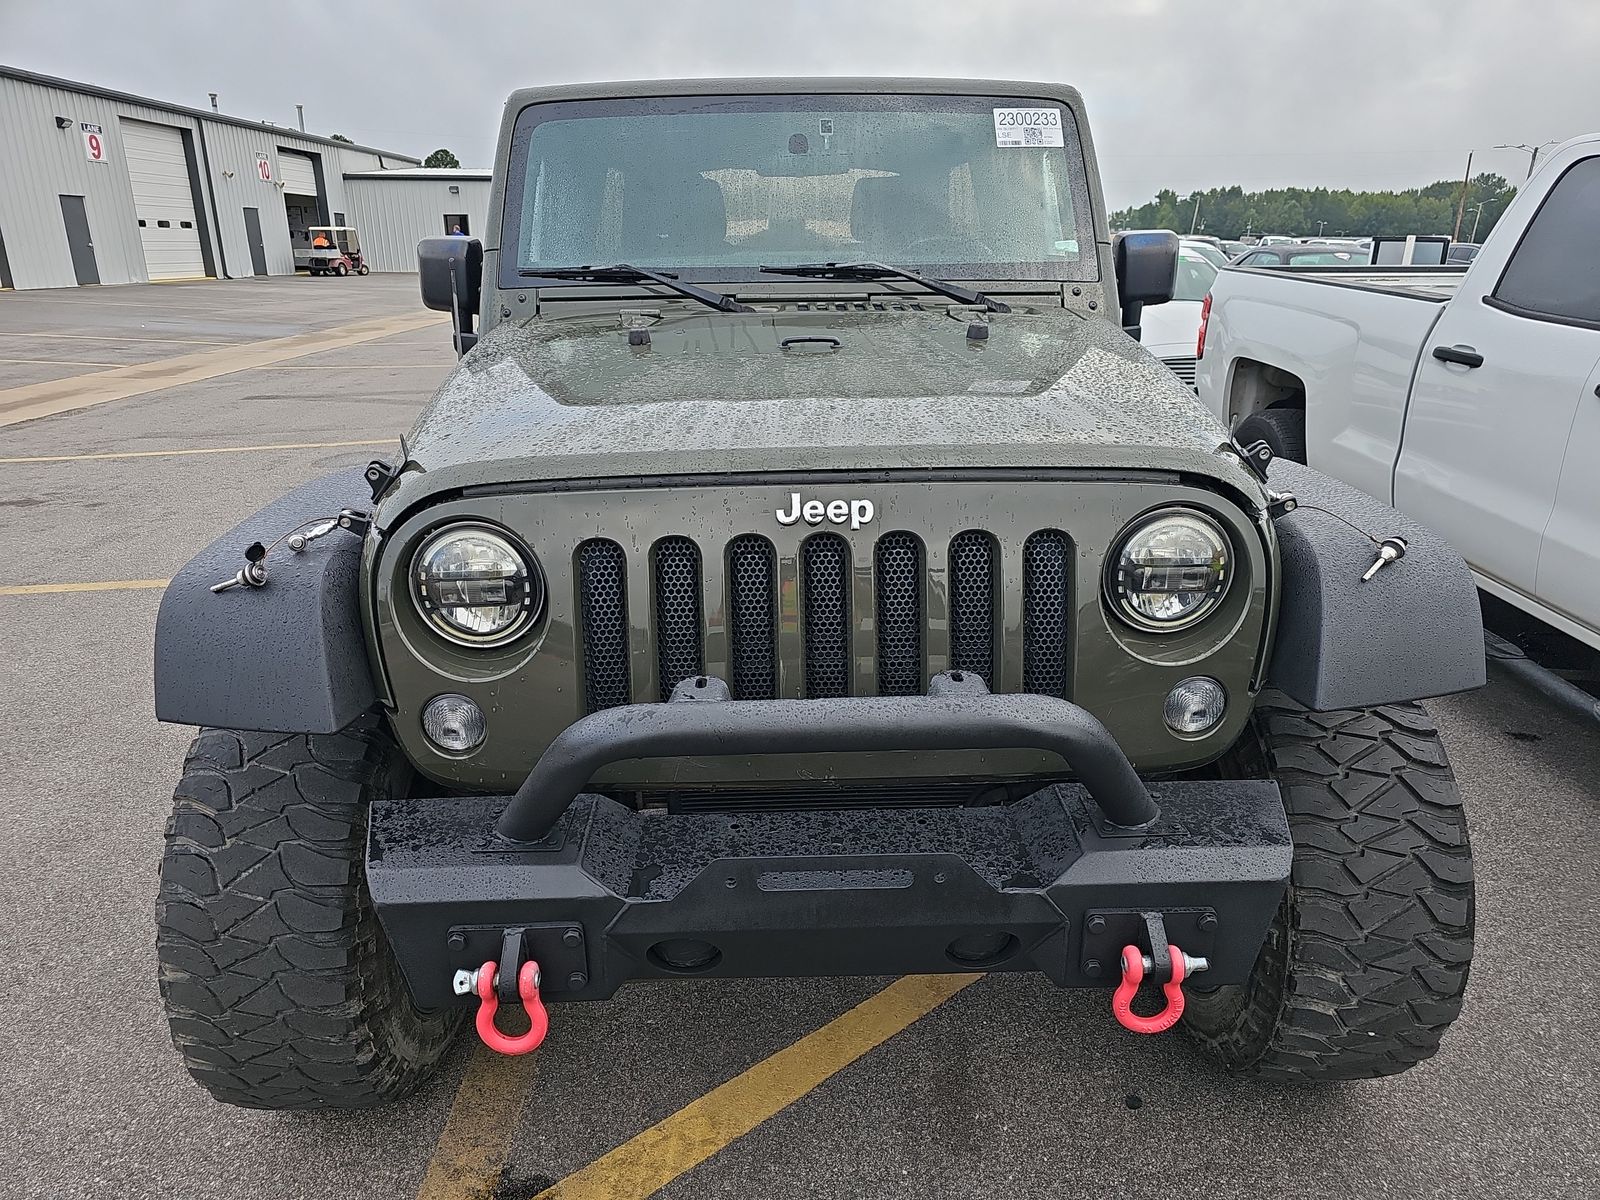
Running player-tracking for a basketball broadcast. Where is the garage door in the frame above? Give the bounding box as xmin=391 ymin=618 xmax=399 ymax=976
xmin=278 ymin=150 xmax=318 ymax=198
xmin=121 ymin=119 xmax=206 ymax=281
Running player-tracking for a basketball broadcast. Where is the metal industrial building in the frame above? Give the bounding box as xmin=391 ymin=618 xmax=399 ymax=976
xmin=342 ymin=169 xmax=491 ymax=272
xmin=0 ymin=65 xmax=491 ymax=290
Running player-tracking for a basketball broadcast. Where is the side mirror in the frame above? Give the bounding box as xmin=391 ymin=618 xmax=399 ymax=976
xmin=418 ymin=237 xmax=483 ymax=354
xmin=1113 ymin=229 xmax=1179 ymax=342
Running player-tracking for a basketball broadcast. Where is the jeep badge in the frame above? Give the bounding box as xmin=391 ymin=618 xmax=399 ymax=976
xmin=774 ymin=493 xmax=875 ymax=530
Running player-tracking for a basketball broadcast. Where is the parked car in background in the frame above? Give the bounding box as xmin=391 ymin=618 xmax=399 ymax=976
xmin=1447 ymin=242 xmax=1481 ymax=263
xmin=1220 ymin=239 xmax=1251 ymax=258
xmin=1141 ymin=246 xmax=1217 ymax=388
xmin=1180 ymin=238 xmax=1230 ymax=269
xmin=1197 ymin=133 xmax=1600 ymax=648
xmin=1370 ymin=234 xmax=1451 ymax=265
xmin=1232 ymin=243 xmax=1370 ymax=266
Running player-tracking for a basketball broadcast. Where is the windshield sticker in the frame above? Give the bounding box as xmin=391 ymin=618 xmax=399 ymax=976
xmin=993 ymin=107 xmax=1064 ymax=148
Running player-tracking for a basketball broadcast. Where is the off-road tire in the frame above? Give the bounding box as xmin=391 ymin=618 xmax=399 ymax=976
xmin=156 ymin=718 xmax=460 ymax=1109
xmin=1183 ymin=694 xmax=1474 ymax=1079
xmin=1233 ymin=407 xmax=1306 ymax=463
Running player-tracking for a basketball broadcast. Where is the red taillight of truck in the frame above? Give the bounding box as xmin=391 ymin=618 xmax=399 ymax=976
xmin=1197 ymin=292 xmax=1212 ymax=360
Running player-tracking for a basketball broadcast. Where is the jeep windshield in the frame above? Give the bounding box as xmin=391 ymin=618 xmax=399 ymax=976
xmin=503 ymin=93 xmax=1097 ymax=287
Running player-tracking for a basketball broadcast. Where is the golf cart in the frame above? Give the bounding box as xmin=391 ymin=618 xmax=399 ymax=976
xmin=299 ymin=226 xmax=369 ymax=276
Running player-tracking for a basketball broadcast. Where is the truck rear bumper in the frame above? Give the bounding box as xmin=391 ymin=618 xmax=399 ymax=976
xmin=367 ymin=780 xmax=1293 ymax=1010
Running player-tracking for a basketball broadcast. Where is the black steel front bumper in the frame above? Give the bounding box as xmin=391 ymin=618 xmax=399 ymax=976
xmin=367 ymin=692 xmax=1293 ymax=1010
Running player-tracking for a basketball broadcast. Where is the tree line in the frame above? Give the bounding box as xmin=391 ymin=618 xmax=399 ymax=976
xmin=1110 ymin=174 xmax=1518 ymax=242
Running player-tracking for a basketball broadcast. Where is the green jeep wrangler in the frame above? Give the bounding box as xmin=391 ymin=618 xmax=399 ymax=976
xmin=153 ymin=79 xmax=1484 ymax=1109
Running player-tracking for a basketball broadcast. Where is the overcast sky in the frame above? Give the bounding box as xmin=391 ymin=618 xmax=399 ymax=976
xmin=5 ymin=0 xmax=1596 ymax=209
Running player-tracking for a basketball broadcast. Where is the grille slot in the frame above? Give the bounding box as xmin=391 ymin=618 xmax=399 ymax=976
xmin=948 ymin=531 xmax=997 ymax=685
xmin=1161 ymin=355 xmax=1198 ymax=390
xmin=801 ymin=534 xmax=851 ymax=698
xmin=653 ymin=536 xmax=703 ymax=700
xmin=875 ymin=532 xmax=924 ymax=696
xmin=1022 ymin=530 xmax=1071 ymax=697
xmin=577 ymin=539 xmax=630 ymax=713
xmin=727 ymin=535 xmax=777 ymax=700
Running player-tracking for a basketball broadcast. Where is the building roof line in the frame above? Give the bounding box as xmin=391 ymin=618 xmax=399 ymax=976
xmin=0 ymin=63 xmax=421 ymax=162
xmin=343 ymin=169 xmax=491 ymax=180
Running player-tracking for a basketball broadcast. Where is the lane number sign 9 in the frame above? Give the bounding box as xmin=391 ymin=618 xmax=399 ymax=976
xmin=81 ymin=122 xmax=107 ymax=163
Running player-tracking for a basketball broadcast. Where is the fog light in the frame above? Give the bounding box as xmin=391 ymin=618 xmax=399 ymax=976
xmin=422 ymin=693 xmax=486 ymax=752
xmin=1164 ymin=677 xmax=1226 ymax=734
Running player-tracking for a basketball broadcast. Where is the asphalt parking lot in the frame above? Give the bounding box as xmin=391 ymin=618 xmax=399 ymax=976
xmin=1 ymin=275 xmax=1596 ymax=1200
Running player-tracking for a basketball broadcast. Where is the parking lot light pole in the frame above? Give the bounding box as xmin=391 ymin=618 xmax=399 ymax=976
xmin=1495 ymin=141 xmax=1560 ymax=179
xmin=1467 ymin=199 xmax=1498 ymax=243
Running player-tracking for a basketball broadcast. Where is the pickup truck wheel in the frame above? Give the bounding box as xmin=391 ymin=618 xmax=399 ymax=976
xmin=1182 ymin=694 xmax=1473 ymax=1079
xmin=155 ymin=719 xmax=460 ymax=1109
xmin=1232 ymin=408 xmax=1306 ymax=463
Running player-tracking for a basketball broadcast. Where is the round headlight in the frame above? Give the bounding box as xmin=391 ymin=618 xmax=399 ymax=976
xmin=1106 ymin=509 xmax=1230 ymax=631
xmin=411 ymin=524 xmax=542 ymax=646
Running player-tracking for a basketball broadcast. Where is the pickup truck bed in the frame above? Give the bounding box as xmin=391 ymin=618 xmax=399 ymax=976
xmin=1229 ymin=264 xmax=1467 ymax=300
xmin=1197 ymin=137 xmax=1600 ymax=650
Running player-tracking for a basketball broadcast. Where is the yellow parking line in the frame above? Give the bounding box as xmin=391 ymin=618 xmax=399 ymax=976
xmin=0 ymin=438 xmax=393 ymax=464
xmin=0 ymin=579 xmax=168 ymax=595
xmin=0 ymin=309 xmax=445 ymax=427
xmin=531 ymin=974 xmax=981 ymax=1200
xmin=415 ymin=1047 xmax=542 ymax=1200
xmin=0 ymin=330 xmax=244 ymax=346
xmin=0 ymin=357 xmax=125 ymax=367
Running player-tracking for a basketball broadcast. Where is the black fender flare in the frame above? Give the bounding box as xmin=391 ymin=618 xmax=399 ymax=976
xmin=154 ymin=468 xmax=376 ymax=733
xmin=1265 ymin=459 xmax=1485 ymax=710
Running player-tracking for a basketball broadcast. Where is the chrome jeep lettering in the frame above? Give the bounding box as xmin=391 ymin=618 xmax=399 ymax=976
xmin=774 ymin=493 xmax=876 ymax=530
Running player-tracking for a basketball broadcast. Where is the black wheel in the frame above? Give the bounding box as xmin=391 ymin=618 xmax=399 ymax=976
xmin=357 ymin=263 xmax=370 ymax=276
xmin=1233 ymin=407 xmax=1306 ymax=463
xmin=156 ymin=718 xmax=460 ymax=1109
xmin=1183 ymin=694 xmax=1474 ymax=1080
xmin=334 ymin=262 xmax=349 ymax=277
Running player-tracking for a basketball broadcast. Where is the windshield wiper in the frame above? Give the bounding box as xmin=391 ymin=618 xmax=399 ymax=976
xmin=758 ymin=261 xmax=1011 ymax=313
xmin=521 ymin=264 xmax=753 ymax=313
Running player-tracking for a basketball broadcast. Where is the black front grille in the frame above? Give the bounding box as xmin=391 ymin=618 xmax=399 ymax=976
xmin=573 ymin=525 xmax=1074 ymax=710
xmin=948 ymin=531 xmax=997 ymax=685
xmin=577 ymin=539 xmax=630 ymax=713
xmin=653 ymin=536 xmax=703 ymax=700
xmin=874 ymin=532 xmax=923 ymax=695
xmin=1022 ymin=530 xmax=1071 ymax=697
xmin=802 ymin=534 xmax=851 ymax=698
xmin=727 ymin=535 xmax=777 ymax=700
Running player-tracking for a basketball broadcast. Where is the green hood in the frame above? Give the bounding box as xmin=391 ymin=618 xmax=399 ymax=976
xmin=383 ymin=304 xmax=1258 ymax=515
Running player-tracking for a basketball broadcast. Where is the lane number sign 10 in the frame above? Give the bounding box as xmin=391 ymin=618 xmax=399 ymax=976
xmin=255 ymin=152 xmax=273 ymax=183
xmin=81 ymin=122 xmax=107 ymax=163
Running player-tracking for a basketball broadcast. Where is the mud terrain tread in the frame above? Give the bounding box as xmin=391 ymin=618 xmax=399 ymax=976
xmin=1184 ymin=696 xmax=1473 ymax=1079
xmin=1233 ymin=407 xmax=1307 ymax=464
xmin=156 ymin=718 xmax=458 ymax=1109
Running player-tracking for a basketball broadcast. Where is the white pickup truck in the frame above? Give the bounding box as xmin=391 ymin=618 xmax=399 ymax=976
xmin=1197 ymin=134 xmax=1600 ymax=649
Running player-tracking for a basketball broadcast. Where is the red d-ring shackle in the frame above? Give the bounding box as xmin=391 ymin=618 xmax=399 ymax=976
xmin=474 ymin=960 xmax=549 ymax=1055
xmin=1111 ymin=943 xmax=1188 ymax=1035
